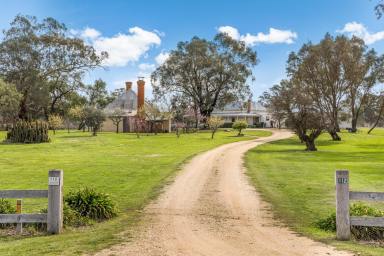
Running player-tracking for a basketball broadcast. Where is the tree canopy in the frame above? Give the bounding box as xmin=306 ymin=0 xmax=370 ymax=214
xmin=151 ymin=33 xmax=258 ymax=119
xmin=0 ymin=15 xmax=107 ymax=120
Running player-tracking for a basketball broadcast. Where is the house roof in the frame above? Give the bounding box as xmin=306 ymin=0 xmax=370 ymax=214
xmin=104 ymin=89 xmax=138 ymax=116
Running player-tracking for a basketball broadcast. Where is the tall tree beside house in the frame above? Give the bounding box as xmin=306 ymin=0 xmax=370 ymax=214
xmin=0 ymin=79 xmax=21 ymax=126
xmin=151 ymin=33 xmax=258 ymax=120
xmin=259 ymin=84 xmax=286 ymax=129
xmin=341 ymin=36 xmax=384 ymax=133
xmin=0 ymin=15 xmax=107 ymax=120
xmin=85 ymin=79 xmax=115 ymax=109
xmin=288 ymin=34 xmax=349 ymax=141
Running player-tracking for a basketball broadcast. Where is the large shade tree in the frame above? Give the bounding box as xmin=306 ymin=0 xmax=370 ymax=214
xmin=263 ymin=79 xmax=324 ymax=151
xmin=151 ymin=33 xmax=258 ymax=120
xmin=0 ymin=15 xmax=107 ymax=120
xmin=288 ymin=34 xmax=349 ymax=140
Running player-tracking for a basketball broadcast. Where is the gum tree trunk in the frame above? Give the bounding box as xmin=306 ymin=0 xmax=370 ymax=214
xmin=329 ymin=129 xmax=341 ymax=141
xmin=304 ymin=138 xmax=317 ymax=151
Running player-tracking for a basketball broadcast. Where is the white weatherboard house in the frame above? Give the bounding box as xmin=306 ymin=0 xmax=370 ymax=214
xmin=211 ymin=99 xmax=275 ymax=128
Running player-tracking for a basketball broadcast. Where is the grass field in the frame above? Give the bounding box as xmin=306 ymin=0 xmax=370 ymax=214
xmin=0 ymin=129 xmax=271 ymax=255
xmin=246 ymin=129 xmax=384 ymax=256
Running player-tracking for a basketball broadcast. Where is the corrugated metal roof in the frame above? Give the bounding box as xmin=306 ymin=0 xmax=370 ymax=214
xmin=104 ymin=89 xmax=138 ymax=116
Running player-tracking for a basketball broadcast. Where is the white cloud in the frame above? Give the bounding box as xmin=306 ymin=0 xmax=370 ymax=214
xmin=81 ymin=27 xmax=101 ymax=40
xmin=337 ymin=22 xmax=384 ymax=45
xmin=217 ymin=26 xmax=297 ymax=46
xmin=155 ymin=51 xmax=170 ymax=65
xmin=218 ymin=26 xmax=240 ymax=40
xmin=75 ymin=26 xmax=162 ymax=67
xmin=138 ymin=63 xmax=156 ymax=71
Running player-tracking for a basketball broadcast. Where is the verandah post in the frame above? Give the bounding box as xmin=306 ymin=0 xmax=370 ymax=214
xmin=47 ymin=170 xmax=63 ymax=234
xmin=335 ymin=170 xmax=350 ymax=240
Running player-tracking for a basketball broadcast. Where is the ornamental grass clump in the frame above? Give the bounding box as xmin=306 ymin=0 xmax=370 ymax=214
xmin=65 ymin=187 xmax=117 ymax=221
xmin=6 ymin=120 xmax=49 ymax=143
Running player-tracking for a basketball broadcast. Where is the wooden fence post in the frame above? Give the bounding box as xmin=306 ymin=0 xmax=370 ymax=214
xmin=47 ymin=170 xmax=63 ymax=234
xmin=16 ymin=199 xmax=22 ymax=234
xmin=335 ymin=170 xmax=350 ymax=240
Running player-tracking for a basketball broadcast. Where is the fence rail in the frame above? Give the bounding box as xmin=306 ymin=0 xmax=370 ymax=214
xmin=0 ymin=170 xmax=63 ymax=234
xmin=335 ymin=170 xmax=384 ymax=240
xmin=349 ymin=191 xmax=384 ymax=201
xmin=0 ymin=190 xmax=48 ymax=198
xmin=350 ymin=217 xmax=384 ymax=227
xmin=0 ymin=214 xmax=47 ymax=223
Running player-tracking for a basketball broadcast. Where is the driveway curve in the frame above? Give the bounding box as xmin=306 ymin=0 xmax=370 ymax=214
xmin=96 ymin=130 xmax=352 ymax=256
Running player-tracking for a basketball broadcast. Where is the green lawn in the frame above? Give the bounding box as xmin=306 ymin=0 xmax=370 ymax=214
xmin=245 ymin=129 xmax=384 ymax=256
xmin=0 ymin=129 xmax=271 ymax=256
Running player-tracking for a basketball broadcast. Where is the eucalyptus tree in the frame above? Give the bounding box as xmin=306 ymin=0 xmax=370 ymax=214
xmin=0 ymin=79 xmax=21 ymax=125
xmin=0 ymin=15 xmax=107 ymax=119
xmin=259 ymin=84 xmax=286 ymax=129
xmin=367 ymin=92 xmax=384 ymax=134
xmin=151 ymin=33 xmax=258 ymax=119
xmin=263 ymin=79 xmax=324 ymax=151
xmin=85 ymin=79 xmax=114 ymax=109
xmin=287 ymin=34 xmax=349 ymax=141
xmin=341 ymin=36 xmax=384 ymax=132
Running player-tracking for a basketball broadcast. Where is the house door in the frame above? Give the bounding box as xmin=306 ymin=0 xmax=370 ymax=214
xmin=123 ymin=117 xmax=129 ymax=132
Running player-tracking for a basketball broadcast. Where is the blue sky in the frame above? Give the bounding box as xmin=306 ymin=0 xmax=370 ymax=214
xmin=1 ymin=0 xmax=383 ymax=99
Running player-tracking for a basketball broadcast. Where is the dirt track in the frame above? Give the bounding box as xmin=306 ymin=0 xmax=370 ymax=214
xmin=96 ymin=130 xmax=353 ymax=256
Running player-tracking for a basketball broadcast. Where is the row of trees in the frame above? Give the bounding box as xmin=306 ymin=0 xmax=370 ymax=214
xmin=1 ymin=15 xmax=259 ymax=136
xmin=261 ymin=34 xmax=384 ymax=150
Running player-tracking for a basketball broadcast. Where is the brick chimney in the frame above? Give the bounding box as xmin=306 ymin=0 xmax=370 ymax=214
xmin=247 ymin=98 xmax=252 ymax=113
xmin=125 ymin=81 xmax=132 ymax=91
xmin=137 ymin=79 xmax=145 ymax=110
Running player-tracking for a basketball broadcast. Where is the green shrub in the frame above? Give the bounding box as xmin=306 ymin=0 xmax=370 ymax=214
xmin=35 ymin=204 xmax=92 ymax=231
xmin=0 ymin=199 xmax=16 ymax=214
xmin=0 ymin=199 xmax=16 ymax=228
xmin=315 ymin=212 xmax=336 ymax=231
xmin=65 ymin=187 xmax=117 ymax=221
xmin=6 ymin=120 xmax=49 ymax=143
xmin=315 ymin=203 xmax=384 ymax=240
xmin=63 ymin=204 xmax=92 ymax=227
xmin=232 ymin=120 xmax=248 ymax=136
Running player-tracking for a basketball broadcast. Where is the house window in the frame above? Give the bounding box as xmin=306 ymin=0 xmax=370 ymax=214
xmin=231 ymin=117 xmax=235 ymax=122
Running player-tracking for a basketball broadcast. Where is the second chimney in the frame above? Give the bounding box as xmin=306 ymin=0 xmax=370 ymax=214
xmin=125 ymin=81 xmax=132 ymax=91
xmin=137 ymin=79 xmax=145 ymax=110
